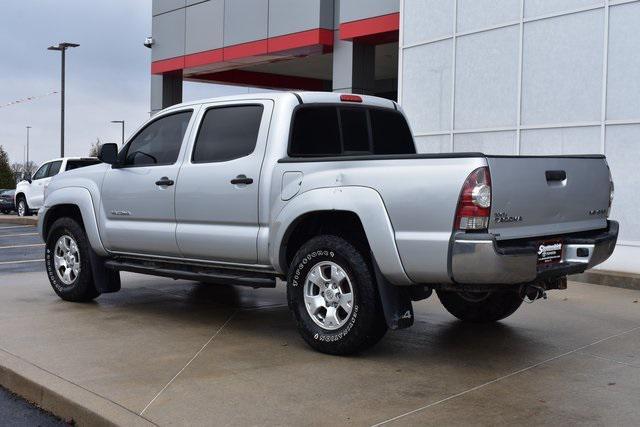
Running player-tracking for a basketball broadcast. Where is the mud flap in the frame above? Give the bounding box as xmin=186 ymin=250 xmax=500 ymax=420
xmin=89 ymin=249 xmax=121 ymax=293
xmin=373 ymin=257 xmax=413 ymax=330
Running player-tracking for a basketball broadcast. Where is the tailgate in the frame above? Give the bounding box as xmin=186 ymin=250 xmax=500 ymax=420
xmin=486 ymin=156 xmax=610 ymax=240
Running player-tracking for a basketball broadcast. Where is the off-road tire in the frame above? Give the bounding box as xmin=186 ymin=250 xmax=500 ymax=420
xmin=45 ymin=217 xmax=101 ymax=302
xmin=436 ymin=290 xmax=523 ymax=323
xmin=287 ymin=235 xmax=387 ymax=355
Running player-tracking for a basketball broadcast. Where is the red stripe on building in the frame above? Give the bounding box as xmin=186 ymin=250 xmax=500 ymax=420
xmin=151 ymin=28 xmax=335 ymax=75
xmin=223 ymin=39 xmax=269 ymax=61
xmin=184 ymin=48 xmax=223 ymax=69
xmin=339 ymin=12 xmax=400 ymax=42
xmin=268 ymin=28 xmax=333 ymax=53
xmin=151 ymin=56 xmax=185 ymax=74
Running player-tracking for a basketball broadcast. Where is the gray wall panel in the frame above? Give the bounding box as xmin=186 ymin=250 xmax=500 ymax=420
xmin=153 ymin=0 xmax=186 ymax=16
xmin=152 ymin=9 xmax=186 ymax=61
xmin=224 ymin=0 xmax=269 ymax=46
xmin=186 ymin=0 xmax=224 ymax=54
xmin=340 ymin=0 xmax=398 ymax=23
xmin=269 ymin=0 xmax=334 ymax=37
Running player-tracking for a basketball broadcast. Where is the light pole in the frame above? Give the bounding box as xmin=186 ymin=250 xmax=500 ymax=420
xmin=26 ymin=126 xmax=31 ymax=176
xmin=47 ymin=42 xmax=79 ymax=157
xmin=111 ymin=120 xmax=125 ymax=146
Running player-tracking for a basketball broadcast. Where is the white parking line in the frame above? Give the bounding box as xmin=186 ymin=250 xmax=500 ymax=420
xmin=0 ymin=233 xmax=39 ymax=237
xmin=0 ymin=259 xmax=44 ymax=265
xmin=0 ymin=225 xmax=35 ymax=230
xmin=0 ymin=243 xmax=44 ymax=250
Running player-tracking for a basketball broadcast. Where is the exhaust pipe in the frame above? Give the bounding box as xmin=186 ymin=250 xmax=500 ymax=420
xmin=520 ymin=277 xmax=567 ymax=303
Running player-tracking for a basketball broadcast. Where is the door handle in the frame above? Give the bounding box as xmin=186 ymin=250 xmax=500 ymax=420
xmin=155 ymin=177 xmax=174 ymax=186
xmin=545 ymin=170 xmax=566 ymax=182
xmin=230 ymin=175 xmax=254 ymax=185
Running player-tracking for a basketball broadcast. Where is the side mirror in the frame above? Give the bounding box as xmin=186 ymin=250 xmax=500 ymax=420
xmin=98 ymin=143 xmax=119 ymax=165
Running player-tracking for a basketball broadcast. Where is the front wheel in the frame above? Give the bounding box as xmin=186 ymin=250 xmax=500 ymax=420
xmin=17 ymin=198 xmax=30 ymax=217
xmin=436 ymin=290 xmax=523 ymax=323
xmin=45 ymin=217 xmax=100 ymax=302
xmin=287 ymin=235 xmax=387 ymax=355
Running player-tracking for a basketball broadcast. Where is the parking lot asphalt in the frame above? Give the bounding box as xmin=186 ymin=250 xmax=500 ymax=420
xmin=0 ymin=386 xmax=64 ymax=426
xmin=0 ymin=222 xmax=44 ymax=274
xmin=1 ymin=219 xmax=639 ymax=425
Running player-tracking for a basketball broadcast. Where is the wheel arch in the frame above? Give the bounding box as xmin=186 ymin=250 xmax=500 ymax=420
xmin=39 ymin=187 xmax=108 ymax=256
xmin=270 ymin=186 xmax=412 ymax=286
xmin=280 ymin=210 xmax=370 ymax=272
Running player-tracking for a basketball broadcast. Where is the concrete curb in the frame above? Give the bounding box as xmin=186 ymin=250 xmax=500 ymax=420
xmin=571 ymin=270 xmax=640 ymax=291
xmin=0 ymin=349 xmax=154 ymax=427
xmin=0 ymin=215 xmax=38 ymax=226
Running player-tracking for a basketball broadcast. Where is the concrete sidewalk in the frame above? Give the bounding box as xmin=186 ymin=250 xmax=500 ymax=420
xmin=0 ymin=271 xmax=638 ymax=426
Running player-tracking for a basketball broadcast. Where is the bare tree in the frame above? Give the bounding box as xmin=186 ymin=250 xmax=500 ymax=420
xmin=23 ymin=161 xmax=38 ymax=176
xmin=88 ymin=138 xmax=101 ymax=157
xmin=13 ymin=161 xmax=38 ymax=180
xmin=10 ymin=162 xmax=23 ymax=175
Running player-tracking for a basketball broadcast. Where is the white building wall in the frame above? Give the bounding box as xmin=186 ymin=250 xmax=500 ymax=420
xmin=399 ymin=0 xmax=640 ymax=274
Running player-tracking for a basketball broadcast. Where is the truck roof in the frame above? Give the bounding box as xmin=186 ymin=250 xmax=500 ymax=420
xmin=42 ymin=157 xmax=99 ymax=163
xmin=165 ymin=91 xmax=397 ymax=112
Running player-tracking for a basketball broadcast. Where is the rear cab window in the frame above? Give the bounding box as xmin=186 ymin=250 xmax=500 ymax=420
xmin=288 ymin=105 xmax=415 ymax=157
xmin=65 ymin=159 xmax=102 ymax=171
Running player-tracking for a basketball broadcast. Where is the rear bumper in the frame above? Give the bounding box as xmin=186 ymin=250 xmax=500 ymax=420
xmin=450 ymin=220 xmax=618 ymax=285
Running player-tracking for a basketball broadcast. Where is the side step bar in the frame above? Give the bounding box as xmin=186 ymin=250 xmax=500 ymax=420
xmin=104 ymin=258 xmax=277 ymax=288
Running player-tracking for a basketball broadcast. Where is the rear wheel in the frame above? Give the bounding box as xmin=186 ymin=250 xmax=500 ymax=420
xmin=287 ymin=235 xmax=387 ymax=355
xmin=17 ymin=197 xmax=30 ymax=217
xmin=436 ymin=290 xmax=523 ymax=323
xmin=45 ymin=217 xmax=100 ymax=302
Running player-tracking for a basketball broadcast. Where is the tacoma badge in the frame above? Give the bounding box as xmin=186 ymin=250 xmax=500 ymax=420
xmin=494 ymin=212 xmax=523 ymax=223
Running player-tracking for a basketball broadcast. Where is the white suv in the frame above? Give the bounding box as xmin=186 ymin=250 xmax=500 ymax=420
xmin=15 ymin=157 xmax=101 ymax=216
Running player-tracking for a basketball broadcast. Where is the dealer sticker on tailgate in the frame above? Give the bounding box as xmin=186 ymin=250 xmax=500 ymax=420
xmin=537 ymin=241 xmax=563 ymax=264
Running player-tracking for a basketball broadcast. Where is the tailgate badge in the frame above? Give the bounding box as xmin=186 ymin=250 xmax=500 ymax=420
xmin=494 ymin=212 xmax=523 ymax=223
xmin=588 ymin=209 xmax=607 ymax=216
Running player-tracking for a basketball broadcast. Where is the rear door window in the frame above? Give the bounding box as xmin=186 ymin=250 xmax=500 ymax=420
xmin=192 ymin=105 xmax=264 ymax=163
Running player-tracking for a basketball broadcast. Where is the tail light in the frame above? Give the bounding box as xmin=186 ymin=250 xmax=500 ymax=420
xmin=455 ymin=167 xmax=491 ymax=231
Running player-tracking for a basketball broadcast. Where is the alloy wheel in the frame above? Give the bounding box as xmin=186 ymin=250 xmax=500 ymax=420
xmin=303 ymin=261 xmax=355 ymax=330
xmin=53 ymin=235 xmax=81 ymax=286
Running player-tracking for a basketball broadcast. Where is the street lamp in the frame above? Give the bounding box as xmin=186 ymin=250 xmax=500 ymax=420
xmin=47 ymin=42 xmax=80 ymax=157
xmin=111 ymin=120 xmax=125 ymax=146
xmin=26 ymin=126 xmax=31 ymax=177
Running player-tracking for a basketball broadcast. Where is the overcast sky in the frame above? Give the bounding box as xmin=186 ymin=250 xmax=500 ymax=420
xmin=0 ymin=0 xmax=250 ymax=166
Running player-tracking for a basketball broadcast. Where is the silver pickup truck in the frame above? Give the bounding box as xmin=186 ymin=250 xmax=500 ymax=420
xmin=39 ymin=92 xmax=617 ymax=355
